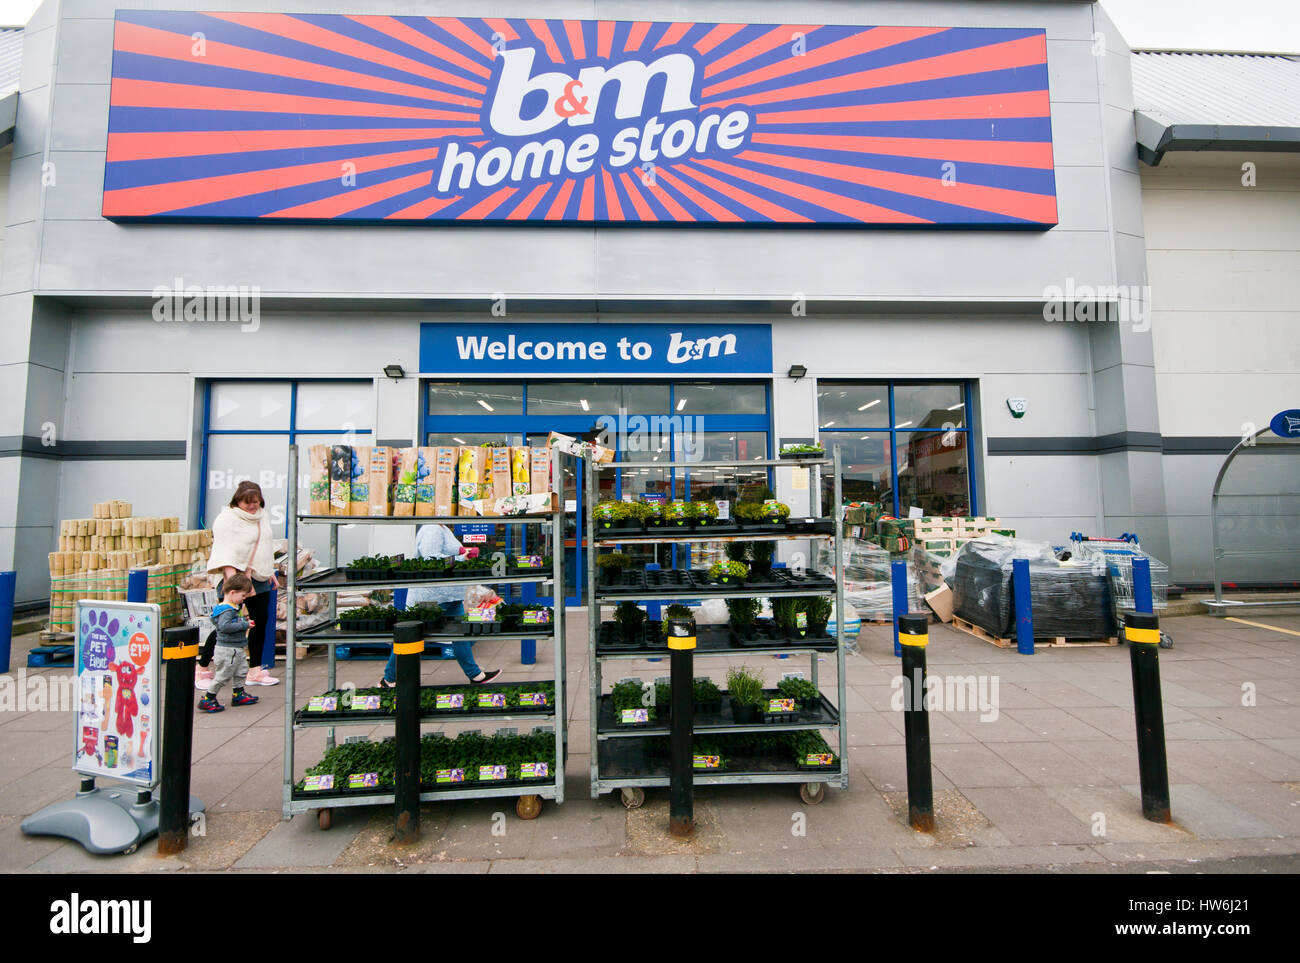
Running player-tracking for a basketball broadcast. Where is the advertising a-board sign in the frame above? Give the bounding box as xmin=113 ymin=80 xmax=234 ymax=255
xmin=103 ymin=13 xmax=1057 ymax=227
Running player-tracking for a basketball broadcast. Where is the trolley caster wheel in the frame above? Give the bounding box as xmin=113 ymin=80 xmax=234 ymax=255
xmin=317 ymin=808 xmax=333 ymax=831
xmin=122 ymin=842 xmax=138 ymax=855
xmin=1159 ymin=633 xmax=1174 ymax=649
xmin=800 ymin=782 xmax=825 ymax=806
xmin=516 ymin=795 xmax=542 ymax=820
xmin=620 ymin=787 xmax=645 ymax=809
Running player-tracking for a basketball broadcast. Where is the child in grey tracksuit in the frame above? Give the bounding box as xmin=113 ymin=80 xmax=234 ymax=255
xmin=198 ymin=576 xmax=259 ymax=712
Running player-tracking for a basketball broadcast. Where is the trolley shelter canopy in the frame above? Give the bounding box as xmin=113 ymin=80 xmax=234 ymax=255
xmin=101 ymin=12 xmax=1059 ymax=227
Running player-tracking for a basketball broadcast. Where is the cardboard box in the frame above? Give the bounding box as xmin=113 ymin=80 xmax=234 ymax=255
xmin=510 ymin=447 xmax=531 ymax=495
xmin=367 ymin=446 xmax=392 ymax=516
xmin=349 ymin=446 xmax=372 ymax=516
xmin=484 ymin=447 xmax=512 ymax=515
xmin=432 ymin=447 xmax=456 ymax=517
xmin=307 ymin=445 xmax=330 ymax=515
xmin=529 ymin=446 xmax=551 ymax=494
xmin=392 ymin=448 xmax=418 ymax=516
xmin=924 ymin=584 xmax=954 ymax=623
xmin=329 ymin=445 xmax=352 ymax=516
xmin=457 ymin=447 xmax=487 ymax=516
xmin=547 ymin=430 xmax=613 ymax=463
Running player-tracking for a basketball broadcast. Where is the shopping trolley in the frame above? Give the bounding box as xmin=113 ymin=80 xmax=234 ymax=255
xmin=1075 ymin=543 xmax=1173 ymax=648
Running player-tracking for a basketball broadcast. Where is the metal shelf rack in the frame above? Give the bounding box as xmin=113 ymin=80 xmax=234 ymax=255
xmin=585 ymin=448 xmax=848 ymax=806
xmin=280 ymin=444 xmax=568 ymax=825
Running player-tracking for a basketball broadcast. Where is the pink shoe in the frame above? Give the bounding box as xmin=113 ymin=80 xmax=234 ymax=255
xmin=246 ymin=667 xmax=280 ymax=686
xmin=194 ymin=669 xmax=215 ymax=692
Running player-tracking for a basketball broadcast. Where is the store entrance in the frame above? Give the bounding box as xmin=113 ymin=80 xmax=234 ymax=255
xmin=424 ymin=380 xmax=772 ymax=604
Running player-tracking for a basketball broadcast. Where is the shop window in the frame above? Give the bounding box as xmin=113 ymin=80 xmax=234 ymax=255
xmin=817 ymin=384 xmax=888 ymax=430
xmin=674 ymin=381 xmax=766 ymax=415
xmin=208 ymin=382 xmax=292 ymax=431
xmin=818 ymin=382 xmax=974 ymax=519
xmin=526 ymin=382 xmax=621 ymax=416
xmin=426 ymin=382 xmax=524 ymax=416
xmin=895 ymin=430 xmax=971 ymax=516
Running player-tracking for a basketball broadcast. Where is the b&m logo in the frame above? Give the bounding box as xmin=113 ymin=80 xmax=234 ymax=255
xmin=102 ymin=14 xmax=1058 ymax=227
xmin=436 ymin=44 xmax=751 ymax=194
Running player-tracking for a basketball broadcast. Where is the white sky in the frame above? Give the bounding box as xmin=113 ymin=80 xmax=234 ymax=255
xmin=0 ymin=0 xmax=1296 ymax=50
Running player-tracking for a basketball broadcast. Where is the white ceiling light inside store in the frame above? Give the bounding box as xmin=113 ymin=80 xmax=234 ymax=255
xmin=947 ymin=403 xmax=964 ymax=410
xmin=580 ymin=399 xmax=589 ymax=411
xmin=453 ymin=437 xmax=466 ymax=444
xmin=477 ymin=399 xmax=493 ymax=411
xmin=676 ymin=399 xmax=686 ymax=411
xmin=858 ymin=400 xmax=880 ymax=411
xmin=897 ymin=421 xmax=913 ymax=428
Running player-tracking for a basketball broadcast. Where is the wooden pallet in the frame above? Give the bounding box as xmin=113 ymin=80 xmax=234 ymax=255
xmin=951 ymin=616 xmax=1116 ymax=649
xmin=28 ymin=645 xmax=74 ymax=667
xmin=39 ymin=631 xmax=74 ymax=643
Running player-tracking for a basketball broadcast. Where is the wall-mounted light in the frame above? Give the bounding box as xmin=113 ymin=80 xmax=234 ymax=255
xmin=788 ymin=364 xmax=808 ymax=380
xmin=383 ymin=364 xmax=405 ymax=380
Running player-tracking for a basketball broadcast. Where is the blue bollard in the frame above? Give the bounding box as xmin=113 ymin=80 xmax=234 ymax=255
xmin=0 ymin=570 xmax=14 ymax=674
xmin=394 ymin=588 xmax=408 ymax=610
xmin=520 ymin=638 xmax=536 ymax=665
xmin=891 ymin=560 xmax=908 ymax=657
xmin=1012 ymin=558 xmax=1035 ymax=655
xmin=127 ymin=568 xmax=149 ymax=604
xmin=262 ymin=587 xmax=277 ymax=669
xmin=1132 ymin=557 xmax=1154 ymax=615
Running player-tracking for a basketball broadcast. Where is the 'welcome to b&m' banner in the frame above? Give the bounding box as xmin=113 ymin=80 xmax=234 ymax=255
xmin=102 ymin=13 xmax=1058 ymax=227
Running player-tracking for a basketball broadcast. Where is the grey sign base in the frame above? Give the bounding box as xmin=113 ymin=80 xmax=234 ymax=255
xmin=20 ymin=783 xmax=205 ymax=855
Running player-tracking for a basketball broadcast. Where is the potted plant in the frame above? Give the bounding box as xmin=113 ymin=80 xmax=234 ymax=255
xmin=346 ymin=554 xmax=393 ymax=581
xmin=395 ymin=556 xmax=445 ymax=579
xmin=613 ymin=600 xmax=646 ymax=646
xmin=692 ymin=677 xmax=722 ymax=715
xmin=496 ymin=602 xmax=523 ymax=629
xmin=791 ymin=730 xmax=839 ymax=770
xmin=776 ymin=675 xmax=820 ymax=710
xmin=708 ymin=559 xmax=748 ymax=587
xmin=403 ymin=602 xmax=444 ymax=633
xmin=749 ymin=541 xmax=775 ymax=577
xmin=596 ymin=551 xmax=631 ymax=585
xmin=594 ymin=498 xmax=642 ymax=535
xmin=801 ymin=595 xmax=832 ymax=636
xmin=642 ymin=500 xmax=665 ymax=530
xmin=726 ymin=596 xmax=760 ymax=641
xmin=518 ymin=605 xmax=553 ymax=630
xmin=771 ymin=597 xmax=804 ymax=639
xmin=610 ymin=678 xmax=654 ymax=725
xmin=664 ymin=499 xmax=692 ymax=530
xmin=337 ymin=604 xmax=399 ymax=633
xmin=726 ymin=665 xmax=764 ymax=723
xmin=761 ymin=500 xmax=791 ymax=531
xmin=659 ymin=603 xmax=693 ymax=645
xmin=732 ymin=500 xmax=764 ymax=531
xmin=779 ymin=443 xmax=826 ymax=460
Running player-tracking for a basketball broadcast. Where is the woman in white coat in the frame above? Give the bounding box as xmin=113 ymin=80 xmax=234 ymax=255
xmin=204 ymin=480 xmax=280 ymax=687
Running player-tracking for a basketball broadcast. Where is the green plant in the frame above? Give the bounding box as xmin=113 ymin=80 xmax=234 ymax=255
xmin=395 ymin=556 xmax=445 ymax=573
xmin=692 ymin=500 xmax=718 ymax=521
xmin=626 ymin=501 xmax=655 ymax=522
xmin=801 ymin=595 xmax=832 ymax=627
xmin=749 ymin=541 xmax=775 ymax=571
xmin=724 ymin=541 xmax=749 ymax=563
xmin=709 ymin=559 xmax=748 ymax=582
xmin=762 ymin=500 xmax=791 ymax=520
xmin=594 ymin=498 xmax=633 ymax=522
xmin=496 ymin=602 xmax=523 ymax=622
xmin=788 ymin=730 xmax=836 ymax=764
xmin=777 ymin=676 xmax=819 ymax=704
xmin=613 ymin=601 xmax=647 ymax=640
xmin=347 ymin=554 xmax=393 ymax=571
xmin=478 ymin=440 xmax=509 ymax=448
xmin=770 ymin=597 xmax=802 ymax=631
xmin=692 ymin=677 xmax=721 ymax=703
xmin=641 ymin=501 xmax=663 ymax=520
xmin=733 ymin=501 xmax=763 ymax=522
xmin=338 ymin=604 xmax=399 ymax=624
xmin=726 ymin=665 xmax=764 ymax=707
xmin=726 ymin=596 xmax=760 ymax=626
xmin=402 ymin=602 xmax=443 ymax=624
xmin=610 ymin=678 xmax=650 ymax=711
xmin=781 ymin=443 xmax=824 ymax=454
xmin=664 ymin=499 xmax=690 ymax=521
xmin=596 ymin=552 xmax=631 ymax=570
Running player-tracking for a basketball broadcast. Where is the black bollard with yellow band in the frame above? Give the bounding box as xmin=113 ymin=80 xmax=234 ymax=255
xmin=393 ymin=620 xmax=424 ymax=844
xmin=899 ymin=614 xmax=935 ymax=832
xmin=158 ymin=624 xmax=199 ymax=855
xmin=1127 ymin=612 xmax=1172 ymax=823
xmin=666 ymin=615 xmax=696 ymax=838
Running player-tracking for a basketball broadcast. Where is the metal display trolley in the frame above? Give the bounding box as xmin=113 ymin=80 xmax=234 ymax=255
xmin=586 ymin=448 xmax=848 ymax=808
xmin=280 ymin=445 xmax=567 ymax=827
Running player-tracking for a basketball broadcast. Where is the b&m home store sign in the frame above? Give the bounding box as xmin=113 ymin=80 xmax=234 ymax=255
xmin=102 ymin=12 xmax=1058 ymax=227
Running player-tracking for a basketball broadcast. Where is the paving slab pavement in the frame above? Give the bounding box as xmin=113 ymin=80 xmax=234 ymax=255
xmin=3 ymin=612 xmax=1300 ymax=873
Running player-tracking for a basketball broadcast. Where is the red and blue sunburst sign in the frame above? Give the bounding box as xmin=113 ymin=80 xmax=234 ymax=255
xmin=102 ymin=13 xmax=1058 ymax=227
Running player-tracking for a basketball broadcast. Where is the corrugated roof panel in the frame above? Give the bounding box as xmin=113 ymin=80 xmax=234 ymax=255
xmin=0 ymin=27 xmax=22 ymax=93
xmin=1132 ymin=51 xmax=1300 ymax=128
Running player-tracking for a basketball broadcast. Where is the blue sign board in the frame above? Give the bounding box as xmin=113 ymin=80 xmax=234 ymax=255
xmin=1269 ymin=410 xmax=1300 ymax=439
xmin=420 ymin=322 xmax=772 ymax=374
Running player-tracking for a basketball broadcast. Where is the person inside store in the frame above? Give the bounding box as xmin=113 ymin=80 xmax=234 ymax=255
xmin=379 ymin=523 xmax=502 ymax=688
xmin=203 ymin=480 xmax=280 ymax=688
